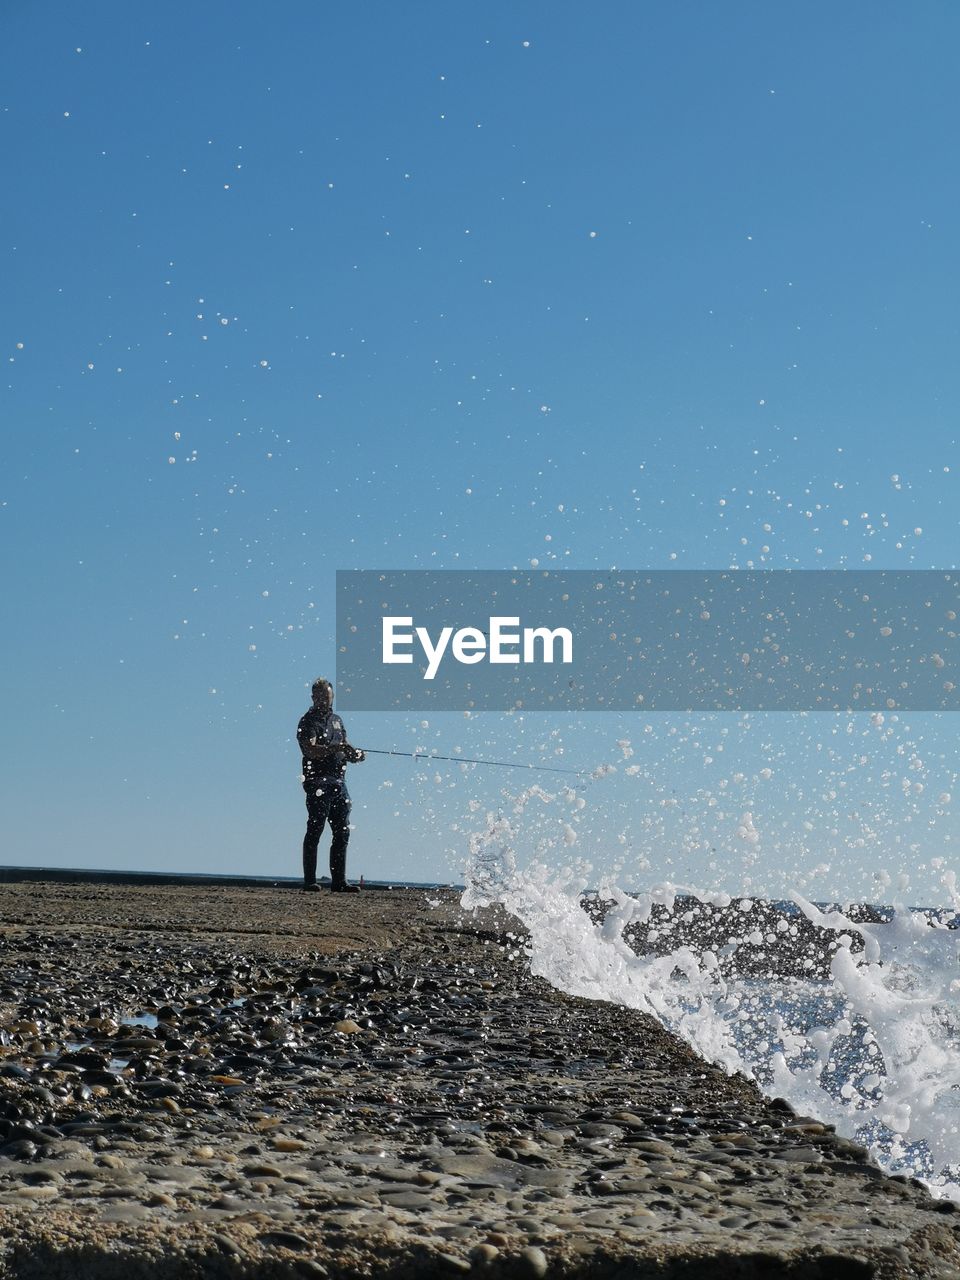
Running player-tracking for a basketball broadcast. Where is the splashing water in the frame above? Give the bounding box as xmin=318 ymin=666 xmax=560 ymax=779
xmin=463 ymin=829 xmax=960 ymax=1198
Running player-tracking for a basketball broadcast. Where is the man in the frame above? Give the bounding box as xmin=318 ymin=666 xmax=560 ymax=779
xmin=297 ymin=678 xmax=365 ymax=893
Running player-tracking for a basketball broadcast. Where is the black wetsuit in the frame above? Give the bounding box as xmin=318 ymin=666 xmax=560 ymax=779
xmin=297 ymin=707 xmax=351 ymax=888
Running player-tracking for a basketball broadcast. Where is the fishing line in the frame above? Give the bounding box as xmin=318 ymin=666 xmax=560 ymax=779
xmin=358 ymin=747 xmax=590 ymax=777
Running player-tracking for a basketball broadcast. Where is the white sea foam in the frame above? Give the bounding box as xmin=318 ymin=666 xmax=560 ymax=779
xmin=463 ymin=818 xmax=960 ymax=1198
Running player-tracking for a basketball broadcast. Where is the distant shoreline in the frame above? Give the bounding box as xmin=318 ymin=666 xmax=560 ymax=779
xmin=0 ymin=864 xmax=461 ymax=891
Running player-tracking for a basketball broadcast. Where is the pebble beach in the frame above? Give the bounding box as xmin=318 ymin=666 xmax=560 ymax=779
xmin=0 ymin=879 xmax=957 ymax=1279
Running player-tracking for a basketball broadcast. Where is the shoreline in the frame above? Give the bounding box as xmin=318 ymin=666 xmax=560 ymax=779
xmin=0 ymin=880 xmax=957 ymax=1278
xmin=0 ymin=867 xmax=458 ymax=891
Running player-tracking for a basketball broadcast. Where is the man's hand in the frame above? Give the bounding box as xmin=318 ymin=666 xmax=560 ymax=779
xmin=343 ymin=744 xmax=365 ymax=763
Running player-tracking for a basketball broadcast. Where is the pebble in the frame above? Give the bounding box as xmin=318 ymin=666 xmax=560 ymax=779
xmin=259 ymin=1230 xmax=312 ymax=1251
xmin=270 ymin=1137 xmax=308 ymax=1153
xmin=145 ymin=1192 xmax=176 ymax=1208
xmin=15 ymin=1186 xmax=58 ymax=1201
xmin=519 ymin=1245 xmax=549 ymax=1277
xmin=0 ymin=1138 xmax=38 ymax=1160
xmin=610 ymin=1112 xmax=647 ymax=1129
xmin=772 ymin=1147 xmax=823 ymax=1163
xmin=435 ymin=1254 xmax=471 ymax=1274
xmin=377 ymin=1189 xmax=439 ymax=1210
xmin=212 ymin=1234 xmax=242 ymax=1256
xmin=243 ymin=1163 xmax=284 ymax=1179
xmin=373 ymin=1166 xmax=421 ymax=1183
xmin=630 ymin=1139 xmax=674 ymax=1156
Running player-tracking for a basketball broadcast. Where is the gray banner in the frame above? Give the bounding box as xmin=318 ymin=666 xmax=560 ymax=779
xmin=335 ymin=570 xmax=960 ymax=711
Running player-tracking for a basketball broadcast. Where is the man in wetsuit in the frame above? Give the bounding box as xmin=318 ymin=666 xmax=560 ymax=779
xmin=297 ymin=678 xmax=365 ymax=893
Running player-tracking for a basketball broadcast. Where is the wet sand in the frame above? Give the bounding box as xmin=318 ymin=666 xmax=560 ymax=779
xmin=0 ymin=879 xmax=957 ymax=1279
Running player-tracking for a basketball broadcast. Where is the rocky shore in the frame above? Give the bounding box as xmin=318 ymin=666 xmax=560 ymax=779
xmin=0 ymin=879 xmax=957 ymax=1279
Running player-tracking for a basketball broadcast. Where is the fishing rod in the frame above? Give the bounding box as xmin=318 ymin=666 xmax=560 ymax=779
xmin=357 ymin=747 xmax=589 ymax=777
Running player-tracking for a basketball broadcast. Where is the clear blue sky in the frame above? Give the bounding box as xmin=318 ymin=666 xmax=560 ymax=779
xmin=3 ymin=3 xmax=959 ymax=901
